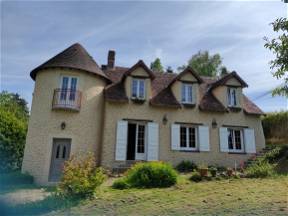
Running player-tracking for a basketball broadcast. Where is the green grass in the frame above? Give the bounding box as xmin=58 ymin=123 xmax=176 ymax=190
xmin=13 ymin=175 xmax=284 ymax=216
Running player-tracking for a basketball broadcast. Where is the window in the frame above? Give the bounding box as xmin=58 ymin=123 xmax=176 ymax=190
xmin=228 ymin=128 xmax=244 ymax=152
xmin=180 ymin=126 xmax=197 ymax=150
xmin=181 ymin=83 xmax=193 ymax=104
xmin=60 ymin=76 xmax=78 ymax=101
xmin=228 ymin=87 xmax=237 ymax=107
xmin=132 ymin=78 xmax=145 ymax=99
xmin=137 ymin=125 xmax=145 ymax=153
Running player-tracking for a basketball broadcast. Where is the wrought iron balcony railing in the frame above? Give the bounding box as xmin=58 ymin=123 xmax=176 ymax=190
xmin=52 ymin=88 xmax=82 ymax=111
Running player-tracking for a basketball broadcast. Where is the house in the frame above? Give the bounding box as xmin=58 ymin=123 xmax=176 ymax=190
xmin=22 ymin=43 xmax=265 ymax=185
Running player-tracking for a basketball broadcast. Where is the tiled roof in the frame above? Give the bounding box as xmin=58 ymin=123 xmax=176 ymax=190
xmin=30 ymin=43 xmax=109 ymax=81
xmin=104 ymin=66 xmax=263 ymax=115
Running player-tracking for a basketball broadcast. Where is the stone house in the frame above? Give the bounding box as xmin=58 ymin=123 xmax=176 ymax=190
xmin=21 ymin=43 xmax=265 ymax=185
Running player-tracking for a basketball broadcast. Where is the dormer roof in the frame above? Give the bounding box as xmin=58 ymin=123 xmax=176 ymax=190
xmin=121 ymin=60 xmax=155 ymax=82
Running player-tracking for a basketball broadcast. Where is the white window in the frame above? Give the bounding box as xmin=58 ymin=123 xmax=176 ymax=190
xmin=60 ymin=76 xmax=78 ymax=101
xmin=228 ymin=87 xmax=237 ymax=107
xmin=180 ymin=126 xmax=197 ymax=150
xmin=181 ymin=83 xmax=193 ymax=104
xmin=131 ymin=78 xmax=145 ymax=99
xmin=227 ymin=128 xmax=244 ymax=153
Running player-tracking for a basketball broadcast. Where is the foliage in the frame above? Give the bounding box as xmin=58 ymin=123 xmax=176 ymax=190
xmin=114 ymin=162 xmax=177 ymax=189
xmin=209 ymin=167 xmax=217 ymax=177
xmin=57 ymin=153 xmax=106 ymax=198
xmin=178 ymin=50 xmax=228 ymax=77
xmin=150 ymin=58 xmax=164 ymax=72
xmin=175 ymin=160 xmax=197 ymax=173
xmin=264 ymin=18 xmax=288 ymax=97
xmin=112 ymin=178 xmax=130 ymax=190
xmin=0 ymin=171 xmax=33 ymax=186
xmin=189 ymin=171 xmax=202 ymax=182
xmin=0 ymin=91 xmax=29 ymax=121
xmin=245 ymin=161 xmax=275 ymax=178
xmin=0 ymin=108 xmax=27 ymax=172
xmin=220 ymin=66 xmax=230 ymax=76
xmin=166 ymin=66 xmax=174 ymax=73
xmin=261 ymin=111 xmax=288 ymax=143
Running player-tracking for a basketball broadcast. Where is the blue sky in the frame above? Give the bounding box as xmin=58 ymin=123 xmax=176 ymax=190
xmin=1 ymin=0 xmax=287 ymax=112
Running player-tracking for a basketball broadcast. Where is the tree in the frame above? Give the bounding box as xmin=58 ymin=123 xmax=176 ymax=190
xmin=150 ymin=58 xmax=164 ymax=72
xmin=178 ymin=51 xmax=224 ymax=77
xmin=0 ymin=91 xmax=29 ymax=172
xmin=264 ymin=18 xmax=288 ymax=97
xmin=220 ymin=66 xmax=230 ymax=76
xmin=0 ymin=91 xmax=29 ymax=120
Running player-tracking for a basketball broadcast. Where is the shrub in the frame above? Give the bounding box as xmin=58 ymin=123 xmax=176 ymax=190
xmin=209 ymin=167 xmax=217 ymax=177
xmin=57 ymin=153 xmax=106 ymax=198
xmin=0 ymin=171 xmax=33 ymax=185
xmin=189 ymin=171 xmax=202 ymax=182
xmin=263 ymin=146 xmax=288 ymax=163
xmin=112 ymin=178 xmax=130 ymax=190
xmin=176 ymin=160 xmax=197 ymax=173
xmin=115 ymin=162 xmax=177 ymax=189
xmin=245 ymin=162 xmax=275 ymax=178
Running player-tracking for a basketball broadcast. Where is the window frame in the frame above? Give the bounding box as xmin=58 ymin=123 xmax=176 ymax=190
xmin=179 ymin=125 xmax=198 ymax=151
xmin=131 ymin=78 xmax=146 ymax=100
xmin=227 ymin=128 xmax=244 ymax=153
xmin=227 ymin=87 xmax=237 ymax=107
xmin=59 ymin=75 xmax=79 ymax=101
xmin=181 ymin=83 xmax=194 ymax=104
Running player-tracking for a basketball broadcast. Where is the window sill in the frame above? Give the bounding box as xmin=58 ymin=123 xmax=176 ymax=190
xmin=182 ymin=103 xmax=196 ymax=108
xmin=228 ymin=106 xmax=242 ymax=112
xmin=178 ymin=149 xmax=199 ymax=153
xmin=131 ymin=98 xmax=146 ymax=104
xmin=228 ymin=152 xmax=246 ymax=155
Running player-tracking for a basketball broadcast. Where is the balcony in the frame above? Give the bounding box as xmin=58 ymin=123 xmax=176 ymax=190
xmin=52 ymin=88 xmax=82 ymax=111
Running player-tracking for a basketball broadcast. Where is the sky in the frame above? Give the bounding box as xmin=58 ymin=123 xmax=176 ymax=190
xmin=1 ymin=0 xmax=288 ymax=112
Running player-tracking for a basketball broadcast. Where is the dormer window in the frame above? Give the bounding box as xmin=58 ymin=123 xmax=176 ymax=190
xmin=132 ymin=78 xmax=145 ymax=99
xmin=181 ymin=83 xmax=193 ymax=104
xmin=228 ymin=87 xmax=237 ymax=107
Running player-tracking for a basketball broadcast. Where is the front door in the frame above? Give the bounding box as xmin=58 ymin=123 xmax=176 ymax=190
xmin=49 ymin=138 xmax=71 ymax=182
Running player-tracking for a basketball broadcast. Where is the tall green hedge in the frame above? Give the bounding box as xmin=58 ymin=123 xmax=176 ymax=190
xmin=0 ymin=108 xmax=27 ymax=172
xmin=262 ymin=111 xmax=288 ymax=144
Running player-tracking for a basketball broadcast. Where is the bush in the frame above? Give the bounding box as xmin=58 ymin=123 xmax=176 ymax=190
xmin=189 ymin=171 xmax=202 ymax=182
xmin=0 ymin=108 xmax=27 ymax=172
xmin=114 ymin=162 xmax=177 ymax=189
xmin=112 ymin=178 xmax=130 ymax=190
xmin=57 ymin=153 xmax=106 ymax=198
xmin=0 ymin=171 xmax=33 ymax=185
xmin=209 ymin=167 xmax=217 ymax=177
xmin=176 ymin=160 xmax=197 ymax=173
xmin=263 ymin=146 xmax=288 ymax=163
xmin=245 ymin=162 xmax=275 ymax=178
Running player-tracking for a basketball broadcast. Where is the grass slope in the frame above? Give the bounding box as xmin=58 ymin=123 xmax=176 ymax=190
xmin=48 ymin=176 xmax=288 ymax=216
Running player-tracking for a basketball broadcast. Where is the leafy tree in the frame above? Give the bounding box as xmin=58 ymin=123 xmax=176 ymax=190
xmin=220 ymin=66 xmax=230 ymax=76
xmin=166 ymin=66 xmax=174 ymax=73
xmin=178 ymin=51 xmax=225 ymax=77
xmin=0 ymin=91 xmax=29 ymax=120
xmin=264 ymin=18 xmax=288 ymax=97
xmin=0 ymin=91 xmax=29 ymax=172
xmin=150 ymin=58 xmax=164 ymax=72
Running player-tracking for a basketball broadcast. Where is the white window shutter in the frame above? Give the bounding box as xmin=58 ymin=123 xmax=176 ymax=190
xmin=219 ymin=127 xmax=229 ymax=152
xmin=171 ymin=124 xmax=180 ymax=150
xmin=244 ymin=128 xmax=256 ymax=153
xmin=115 ymin=120 xmax=128 ymax=161
xmin=147 ymin=122 xmax=159 ymax=161
xmin=198 ymin=126 xmax=210 ymax=151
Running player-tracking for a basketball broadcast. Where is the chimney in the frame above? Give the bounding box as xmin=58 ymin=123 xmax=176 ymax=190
xmin=107 ymin=50 xmax=115 ymax=69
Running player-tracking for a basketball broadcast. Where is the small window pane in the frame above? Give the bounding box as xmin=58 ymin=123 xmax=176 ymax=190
xmin=60 ymin=77 xmax=69 ymax=100
xmin=132 ymin=79 xmax=138 ymax=98
xmin=180 ymin=127 xmax=187 ymax=147
xmin=228 ymin=129 xmax=234 ymax=149
xmin=189 ymin=127 xmax=196 ymax=148
xmin=187 ymin=85 xmax=193 ymax=103
xmin=181 ymin=84 xmax=186 ymax=102
xmin=69 ymin=78 xmax=77 ymax=100
xmin=62 ymin=146 xmax=66 ymax=158
xmin=234 ymin=130 xmax=242 ymax=150
xmin=56 ymin=145 xmax=60 ymax=159
xmin=139 ymin=80 xmax=145 ymax=98
xmin=137 ymin=125 xmax=145 ymax=153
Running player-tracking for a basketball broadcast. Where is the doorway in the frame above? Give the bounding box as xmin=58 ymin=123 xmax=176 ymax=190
xmin=49 ymin=138 xmax=71 ymax=182
xmin=126 ymin=122 xmax=146 ymax=161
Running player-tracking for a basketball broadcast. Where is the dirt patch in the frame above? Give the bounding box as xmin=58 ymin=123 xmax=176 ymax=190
xmin=0 ymin=188 xmax=50 ymax=206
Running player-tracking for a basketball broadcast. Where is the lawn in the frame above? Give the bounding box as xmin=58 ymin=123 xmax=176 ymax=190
xmin=2 ymin=175 xmax=287 ymax=216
